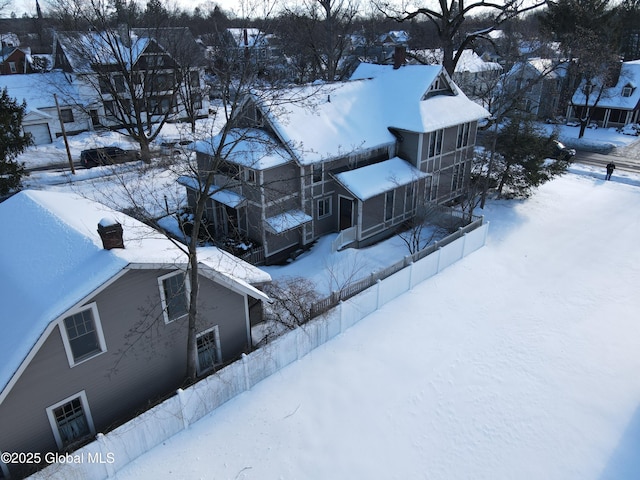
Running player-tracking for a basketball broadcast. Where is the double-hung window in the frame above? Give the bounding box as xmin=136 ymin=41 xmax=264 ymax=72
xmin=46 ymin=391 xmax=95 ymax=449
xmin=457 ymin=123 xmax=470 ymax=149
xmin=61 ymin=304 xmax=106 ymax=366
xmin=317 ymin=197 xmax=331 ymax=218
xmin=428 ymin=130 xmax=443 ymax=157
xmin=60 ymin=108 xmax=75 ymax=124
xmin=196 ymin=326 xmax=221 ymax=375
xmin=159 ymin=271 xmax=189 ymax=323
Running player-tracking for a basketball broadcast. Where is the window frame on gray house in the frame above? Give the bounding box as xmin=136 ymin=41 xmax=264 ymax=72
xmin=60 ymin=303 xmax=107 ymax=367
xmin=46 ymin=391 xmax=96 ymax=450
xmin=196 ymin=326 xmax=222 ymax=375
xmin=428 ymin=129 xmax=443 ymax=157
xmin=385 ymin=190 xmax=395 ymax=221
xmin=158 ymin=271 xmax=190 ymax=324
xmin=317 ymin=196 xmax=332 ymax=219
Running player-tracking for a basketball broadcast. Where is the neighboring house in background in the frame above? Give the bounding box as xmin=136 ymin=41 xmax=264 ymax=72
xmin=411 ymin=49 xmax=503 ymax=103
xmin=568 ymin=60 xmax=640 ymax=128
xmin=377 ymin=30 xmax=410 ymax=48
xmin=0 ymin=71 xmax=90 ymax=144
xmin=502 ymin=58 xmax=569 ymax=120
xmin=180 ymin=62 xmax=488 ymax=264
xmin=52 ymin=27 xmax=208 ymax=129
xmin=0 ymin=45 xmax=34 ymax=74
xmin=0 ymin=190 xmax=269 ymax=479
xmin=225 ymin=28 xmax=280 ymax=62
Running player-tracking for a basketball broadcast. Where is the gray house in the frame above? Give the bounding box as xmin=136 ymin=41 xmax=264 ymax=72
xmin=0 ymin=190 xmax=269 ymax=479
xmin=181 ymin=63 xmax=489 ymax=264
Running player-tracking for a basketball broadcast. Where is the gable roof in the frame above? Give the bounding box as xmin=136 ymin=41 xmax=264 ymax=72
xmin=572 ymin=60 xmax=640 ymax=110
xmin=0 ymin=71 xmax=84 ymax=111
xmin=254 ymin=63 xmax=488 ymax=165
xmin=0 ymin=190 xmax=269 ymax=399
xmin=55 ymin=31 xmax=152 ymax=73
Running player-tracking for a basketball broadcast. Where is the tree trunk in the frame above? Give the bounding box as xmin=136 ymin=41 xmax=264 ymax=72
xmin=578 ymin=120 xmax=587 ymax=139
xmin=139 ymin=139 xmax=152 ymax=164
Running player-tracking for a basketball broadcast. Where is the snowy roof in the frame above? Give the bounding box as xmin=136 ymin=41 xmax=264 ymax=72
xmin=227 ymin=28 xmax=269 ymax=48
xmin=412 ymin=49 xmax=502 ymax=73
xmin=334 ymin=157 xmax=430 ymax=200
xmin=0 ymin=190 xmax=268 ymax=397
xmin=56 ymin=31 xmax=151 ymax=73
xmin=198 ymin=247 xmax=271 ymax=284
xmin=0 ymin=71 xmax=84 ymax=111
xmin=178 ymin=176 xmax=248 ymax=208
xmin=258 ymin=63 xmax=488 ymax=165
xmin=377 ymin=30 xmax=410 ymax=45
xmin=572 ymin=60 xmax=640 ymax=110
xmin=190 ymin=128 xmax=292 ymax=170
xmin=264 ymin=210 xmax=313 ymax=234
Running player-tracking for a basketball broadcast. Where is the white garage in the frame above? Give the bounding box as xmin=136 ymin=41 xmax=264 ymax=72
xmin=23 ymin=122 xmax=52 ymax=145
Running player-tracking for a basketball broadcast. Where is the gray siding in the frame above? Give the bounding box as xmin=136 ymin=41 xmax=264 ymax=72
xmin=0 ymin=268 xmax=249 ymax=476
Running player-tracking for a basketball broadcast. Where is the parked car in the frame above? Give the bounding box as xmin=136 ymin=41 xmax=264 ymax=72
xmin=159 ymin=140 xmax=192 ymax=156
xmin=553 ymin=140 xmax=576 ymax=161
xmin=80 ymin=147 xmax=141 ymax=168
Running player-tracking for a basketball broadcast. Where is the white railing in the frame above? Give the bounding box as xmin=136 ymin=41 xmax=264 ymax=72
xmin=331 ymin=226 xmax=357 ymax=252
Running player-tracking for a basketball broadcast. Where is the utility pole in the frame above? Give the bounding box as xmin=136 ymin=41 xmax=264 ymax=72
xmin=54 ymin=93 xmax=75 ymax=174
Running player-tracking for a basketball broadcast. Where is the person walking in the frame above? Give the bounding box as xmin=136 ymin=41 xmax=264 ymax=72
xmin=606 ymin=161 xmax=616 ymax=180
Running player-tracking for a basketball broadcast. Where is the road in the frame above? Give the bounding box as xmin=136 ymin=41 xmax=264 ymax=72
xmin=574 ymin=139 xmax=640 ymax=174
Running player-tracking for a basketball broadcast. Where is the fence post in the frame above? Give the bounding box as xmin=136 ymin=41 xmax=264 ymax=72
xmin=339 ymin=300 xmax=344 ymax=332
xmin=176 ymin=388 xmax=189 ymax=430
xmin=376 ymin=279 xmax=382 ymax=309
xmin=403 ymin=255 xmax=413 ymax=288
xmin=436 ymin=246 xmax=442 ymax=272
xmin=242 ymin=353 xmax=251 ymax=390
xmin=461 ymin=231 xmax=467 ymax=256
xmin=482 ymin=221 xmax=490 ymax=246
xmin=96 ymin=433 xmax=116 ymax=478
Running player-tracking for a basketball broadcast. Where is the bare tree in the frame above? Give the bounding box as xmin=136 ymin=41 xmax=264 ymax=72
xmin=376 ymin=0 xmax=546 ymax=76
xmin=281 ymin=0 xmax=360 ymax=82
xmin=48 ymin=0 xmax=205 ymax=161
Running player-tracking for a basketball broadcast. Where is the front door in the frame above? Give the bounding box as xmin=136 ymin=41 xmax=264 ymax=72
xmin=339 ymin=197 xmax=354 ymax=231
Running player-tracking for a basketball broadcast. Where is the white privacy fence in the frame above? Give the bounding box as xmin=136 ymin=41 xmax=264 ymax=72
xmin=31 ymin=221 xmax=489 ymax=480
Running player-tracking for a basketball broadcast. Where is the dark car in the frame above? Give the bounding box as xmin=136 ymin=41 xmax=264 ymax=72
xmin=553 ymin=140 xmax=576 ymax=162
xmin=80 ymin=147 xmax=142 ymax=168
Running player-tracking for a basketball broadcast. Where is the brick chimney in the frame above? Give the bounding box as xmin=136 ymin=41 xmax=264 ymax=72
xmin=97 ymin=217 xmax=124 ymax=250
xmin=393 ymin=46 xmax=406 ymax=70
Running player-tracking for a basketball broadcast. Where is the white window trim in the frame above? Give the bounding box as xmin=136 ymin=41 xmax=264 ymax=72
xmin=46 ymin=391 xmax=96 ymax=450
xmin=196 ymin=325 xmax=222 ymax=375
xmin=158 ymin=270 xmax=190 ymax=324
xmin=59 ymin=303 xmax=107 ymax=368
xmin=317 ymin=197 xmax=332 ymax=219
xmin=8 ymin=61 xmax=16 ymax=73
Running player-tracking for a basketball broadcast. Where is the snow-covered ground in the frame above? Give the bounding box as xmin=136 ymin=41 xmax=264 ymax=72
xmin=10 ymin=121 xmax=640 ymax=479
xmin=107 ymin=170 xmax=640 ymax=480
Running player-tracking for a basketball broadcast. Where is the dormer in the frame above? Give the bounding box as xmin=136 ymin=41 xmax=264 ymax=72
xmin=622 ymin=82 xmax=635 ymax=98
xmin=422 ymin=71 xmax=457 ymax=99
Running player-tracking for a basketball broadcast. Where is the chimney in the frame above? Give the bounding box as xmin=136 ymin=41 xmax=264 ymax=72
xmin=393 ymin=46 xmax=406 ymax=70
xmin=97 ymin=217 xmax=124 ymax=250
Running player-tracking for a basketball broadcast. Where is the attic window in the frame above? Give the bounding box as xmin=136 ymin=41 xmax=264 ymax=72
xmin=622 ymin=85 xmax=633 ymax=97
xmin=423 ymin=74 xmax=454 ymax=99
